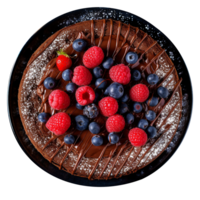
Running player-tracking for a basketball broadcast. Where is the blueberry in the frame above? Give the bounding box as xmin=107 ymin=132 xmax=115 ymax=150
xmin=95 ymin=78 xmax=107 ymax=89
xmin=108 ymin=82 xmax=124 ymax=99
xmin=83 ymin=104 xmax=99 ymax=118
xmin=76 ymin=102 xmax=84 ymax=110
xmin=157 ymin=86 xmax=169 ymax=98
xmin=102 ymin=57 xmax=114 ymax=69
xmin=132 ymin=70 xmax=141 ymax=81
xmin=108 ymin=132 xmax=119 ymax=144
xmin=38 ymin=112 xmax=50 ymax=123
xmin=89 ymin=122 xmax=101 ymax=134
xmin=72 ymin=39 xmax=87 ymax=52
xmin=62 ymin=69 xmax=73 ymax=81
xmin=93 ymin=92 xmax=100 ymax=103
xmin=91 ymin=135 xmax=103 ymax=146
xmin=133 ymin=102 xmax=142 ymax=113
xmin=119 ymin=93 xmax=129 ymax=102
xmin=147 ymin=74 xmax=159 ymax=85
xmin=44 ymin=77 xmax=56 ymax=89
xmin=104 ymin=85 xmax=110 ymax=96
xmin=66 ymin=82 xmax=77 ymax=93
xmin=64 ymin=134 xmax=75 ymax=144
xmin=75 ymin=115 xmax=89 ymax=131
xmin=145 ymin=110 xmax=156 ymax=121
xmin=93 ymin=67 xmax=103 ymax=78
xmin=146 ymin=97 xmax=159 ymax=107
xmin=147 ymin=126 xmax=157 ymax=138
xmin=125 ymin=113 xmax=134 ymax=124
xmin=138 ymin=119 xmax=149 ymax=130
xmin=125 ymin=52 xmax=138 ymax=64
xmin=119 ymin=103 xmax=129 ymax=114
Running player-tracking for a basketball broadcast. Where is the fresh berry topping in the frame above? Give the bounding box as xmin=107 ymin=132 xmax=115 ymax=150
xmin=147 ymin=74 xmax=159 ymax=85
xmin=83 ymin=104 xmax=99 ymax=118
xmin=66 ymin=82 xmax=77 ymax=93
xmin=102 ymin=57 xmax=114 ymax=69
xmin=133 ymin=102 xmax=143 ymax=113
xmin=89 ymin=122 xmax=101 ymax=134
xmin=104 ymin=86 xmax=110 ymax=96
xmin=72 ymin=39 xmax=87 ymax=52
xmin=46 ymin=112 xmax=71 ymax=135
xmin=72 ymin=66 xmax=92 ymax=86
xmin=76 ymin=102 xmax=84 ymax=110
xmin=157 ymin=86 xmax=169 ymax=98
xmin=106 ymin=114 xmax=125 ymax=133
xmin=119 ymin=93 xmax=129 ymax=102
xmin=129 ymin=84 xmax=149 ymax=102
xmin=83 ymin=46 xmax=104 ymax=69
xmin=95 ymin=78 xmax=107 ymax=89
xmin=93 ymin=67 xmax=103 ymax=78
xmin=146 ymin=97 xmax=159 ymax=107
xmin=48 ymin=89 xmax=70 ymax=110
xmin=62 ymin=69 xmax=73 ymax=81
xmin=56 ymin=51 xmax=72 ymax=71
xmin=125 ymin=52 xmax=138 ymax=64
xmin=125 ymin=113 xmax=134 ymax=124
xmin=145 ymin=110 xmax=156 ymax=121
xmin=91 ymin=135 xmax=104 ymax=146
xmin=147 ymin=126 xmax=157 ymax=138
xmin=75 ymin=86 xmax=95 ymax=106
xmin=108 ymin=132 xmax=119 ymax=144
xmin=44 ymin=77 xmax=56 ymax=90
xmin=108 ymin=82 xmax=124 ymax=99
xmin=132 ymin=69 xmax=141 ymax=81
xmin=93 ymin=92 xmax=100 ymax=103
xmin=138 ymin=119 xmax=149 ymax=130
xmin=38 ymin=112 xmax=50 ymax=123
xmin=128 ymin=128 xmax=147 ymax=147
xmin=119 ymin=103 xmax=129 ymax=114
xmin=75 ymin=115 xmax=89 ymax=131
xmin=98 ymin=97 xmax=118 ymax=117
xmin=64 ymin=134 xmax=75 ymax=144
xmin=109 ymin=64 xmax=131 ymax=85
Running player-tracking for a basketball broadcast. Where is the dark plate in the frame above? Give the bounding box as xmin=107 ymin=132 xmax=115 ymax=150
xmin=8 ymin=7 xmax=192 ymax=187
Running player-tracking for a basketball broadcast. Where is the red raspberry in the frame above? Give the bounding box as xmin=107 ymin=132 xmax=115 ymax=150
xmin=109 ymin=64 xmax=131 ymax=85
xmin=46 ymin=112 xmax=71 ymax=135
xmin=72 ymin=65 xmax=92 ymax=86
xmin=128 ymin=128 xmax=147 ymax=146
xmin=83 ymin=46 xmax=104 ymax=69
xmin=49 ymin=89 xmax=70 ymax=110
xmin=56 ymin=55 xmax=72 ymax=71
xmin=98 ymin=97 xmax=118 ymax=117
xmin=106 ymin=114 xmax=125 ymax=133
xmin=75 ymin=86 xmax=95 ymax=106
xmin=129 ymin=84 xmax=149 ymax=102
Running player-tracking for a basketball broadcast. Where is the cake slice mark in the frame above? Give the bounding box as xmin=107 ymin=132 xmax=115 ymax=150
xmin=107 ymin=19 xmax=113 ymax=57
xmin=91 ymin=20 xmax=95 ymax=46
xmin=98 ymin=19 xmax=106 ymax=47
xmin=157 ymin=67 xmax=175 ymax=87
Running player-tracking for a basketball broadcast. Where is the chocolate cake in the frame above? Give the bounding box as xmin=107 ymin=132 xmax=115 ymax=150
xmin=18 ymin=19 xmax=182 ymax=180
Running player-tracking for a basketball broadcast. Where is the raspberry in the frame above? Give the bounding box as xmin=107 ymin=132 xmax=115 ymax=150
xmin=129 ymin=84 xmax=149 ymax=102
xmin=98 ymin=97 xmax=118 ymax=117
xmin=72 ymin=65 xmax=92 ymax=86
xmin=48 ymin=89 xmax=70 ymax=110
xmin=83 ymin=46 xmax=104 ymax=69
xmin=128 ymin=128 xmax=147 ymax=146
xmin=46 ymin=112 xmax=71 ymax=135
xmin=109 ymin=64 xmax=131 ymax=85
xmin=75 ymin=86 xmax=95 ymax=106
xmin=56 ymin=55 xmax=72 ymax=71
xmin=106 ymin=114 xmax=125 ymax=133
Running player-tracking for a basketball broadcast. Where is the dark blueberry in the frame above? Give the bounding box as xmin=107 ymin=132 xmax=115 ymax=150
xmin=62 ymin=69 xmax=73 ymax=81
xmin=72 ymin=39 xmax=87 ymax=52
xmin=145 ymin=110 xmax=156 ymax=121
xmin=89 ymin=122 xmax=101 ymax=134
xmin=125 ymin=113 xmax=134 ymax=124
xmin=108 ymin=132 xmax=119 ymax=144
xmin=119 ymin=103 xmax=129 ymax=114
xmin=91 ymin=135 xmax=103 ymax=146
xmin=133 ymin=102 xmax=142 ymax=113
xmin=83 ymin=104 xmax=99 ymax=118
xmin=75 ymin=115 xmax=89 ymax=131
xmin=102 ymin=57 xmax=114 ymax=69
xmin=64 ymin=134 xmax=75 ymax=144
xmin=147 ymin=126 xmax=157 ymax=138
xmin=138 ymin=119 xmax=149 ymax=130
xmin=38 ymin=112 xmax=50 ymax=123
xmin=119 ymin=93 xmax=129 ymax=102
xmin=104 ymin=86 xmax=110 ymax=96
xmin=76 ymin=102 xmax=84 ymax=110
xmin=93 ymin=92 xmax=100 ymax=103
xmin=132 ymin=69 xmax=141 ymax=81
xmin=147 ymin=74 xmax=159 ymax=85
xmin=108 ymin=82 xmax=124 ymax=99
xmin=146 ymin=97 xmax=159 ymax=107
xmin=95 ymin=78 xmax=107 ymax=89
xmin=44 ymin=77 xmax=56 ymax=89
xmin=66 ymin=82 xmax=77 ymax=93
xmin=93 ymin=67 xmax=103 ymax=78
xmin=157 ymin=86 xmax=169 ymax=98
xmin=125 ymin=52 xmax=138 ymax=64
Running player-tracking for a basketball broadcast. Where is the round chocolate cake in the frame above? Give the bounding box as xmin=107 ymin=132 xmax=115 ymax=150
xmin=18 ymin=19 xmax=182 ymax=180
